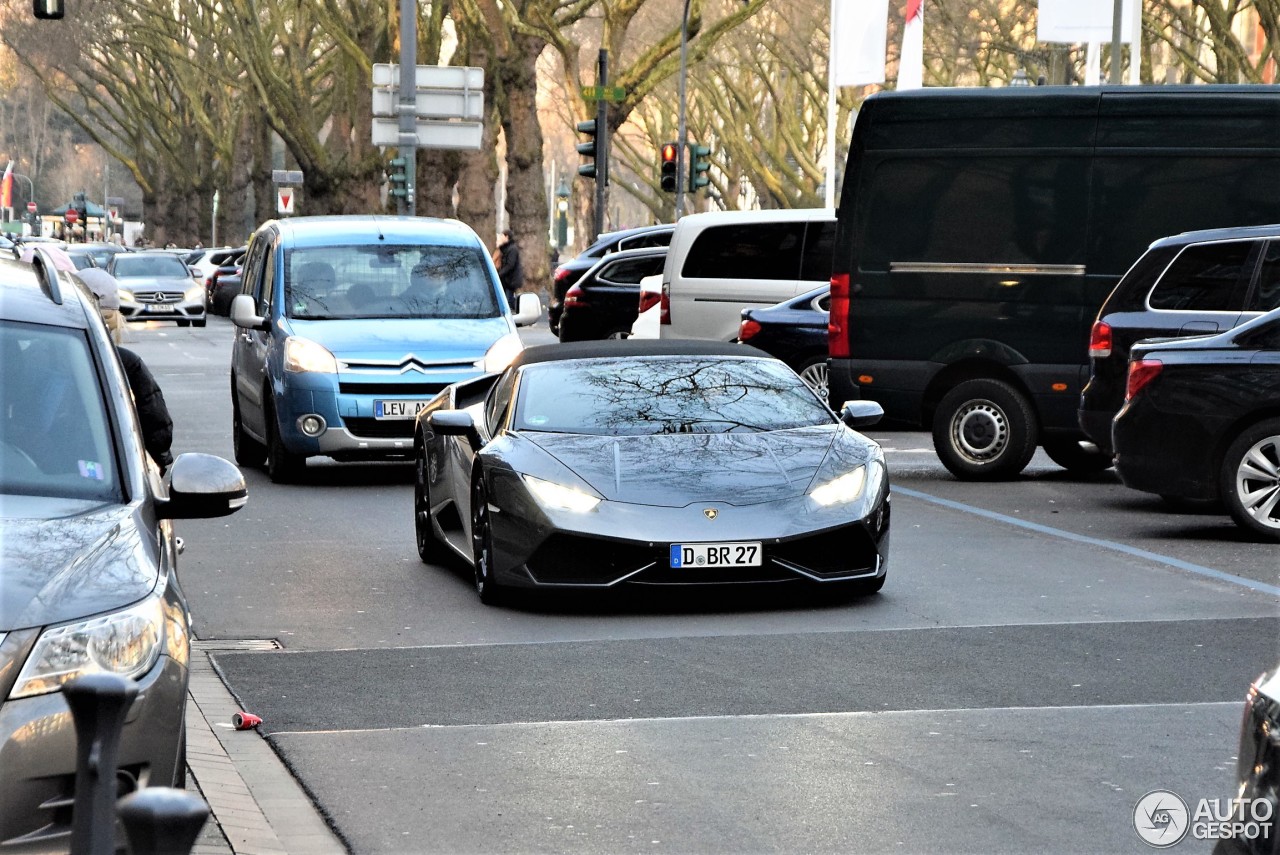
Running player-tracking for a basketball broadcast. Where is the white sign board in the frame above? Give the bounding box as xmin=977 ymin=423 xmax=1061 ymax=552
xmin=371 ymin=88 xmax=484 ymax=120
xmin=372 ymin=64 xmax=484 ymax=90
xmin=1037 ymin=0 xmax=1135 ymax=43
xmin=372 ymin=118 xmax=483 ymax=151
xmin=277 ymin=187 xmax=295 ymax=215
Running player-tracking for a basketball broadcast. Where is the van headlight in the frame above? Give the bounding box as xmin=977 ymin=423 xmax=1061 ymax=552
xmin=10 ymin=596 xmax=165 ymax=699
xmin=477 ymin=333 xmax=524 ymax=374
xmin=284 ymin=336 xmax=338 ymax=373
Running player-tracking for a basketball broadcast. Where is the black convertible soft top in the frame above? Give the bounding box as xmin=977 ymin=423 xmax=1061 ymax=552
xmin=514 ymin=339 xmax=773 ymax=368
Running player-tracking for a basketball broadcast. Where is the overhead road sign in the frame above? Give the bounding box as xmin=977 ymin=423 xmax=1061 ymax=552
xmin=371 ymin=89 xmax=483 ymax=121
xmin=372 ymin=64 xmax=484 ymax=90
xmin=372 ymin=118 xmax=483 ymax=150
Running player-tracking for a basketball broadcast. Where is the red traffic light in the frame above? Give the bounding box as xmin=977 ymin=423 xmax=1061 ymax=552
xmin=661 ymin=143 xmax=678 ymax=164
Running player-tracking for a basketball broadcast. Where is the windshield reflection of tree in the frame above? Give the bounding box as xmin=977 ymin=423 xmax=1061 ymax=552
xmin=518 ymin=358 xmax=832 ymax=436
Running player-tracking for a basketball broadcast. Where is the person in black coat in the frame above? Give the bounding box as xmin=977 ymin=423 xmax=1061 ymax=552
xmin=117 ymin=347 xmax=175 ymax=471
xmin=495 ymin=230 xmax=523 ymax=305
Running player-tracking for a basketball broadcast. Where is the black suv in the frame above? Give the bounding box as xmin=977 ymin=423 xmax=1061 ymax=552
xmin=1113 ymin=306 xmax=1280 ymax=541
xmin=0 ymin=251 xmax=246 ymax=847
xmin=1080 ymin=225 xmax=1280 ymax=454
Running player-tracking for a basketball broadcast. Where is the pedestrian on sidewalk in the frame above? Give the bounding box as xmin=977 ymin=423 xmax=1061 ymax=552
xmin=494 ymin=229 xmax=523 ymax=306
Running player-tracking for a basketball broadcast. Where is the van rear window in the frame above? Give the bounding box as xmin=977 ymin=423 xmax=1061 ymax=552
xmin=682 ymin=223 xmax=805 ymax=281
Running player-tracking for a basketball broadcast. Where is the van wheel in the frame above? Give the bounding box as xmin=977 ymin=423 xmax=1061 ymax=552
xmin=1042 ymin=436 xmax=1113 ymax=474
xmin=265 ymin=399 xmax=306 ymax=483
xmin=1219 ymin=418 xmax=1280 ymax=542
xmin=231 ymin=378 xmax=266 ymax=467
xmin=932 ymin=379 xmax=1038 ymax=481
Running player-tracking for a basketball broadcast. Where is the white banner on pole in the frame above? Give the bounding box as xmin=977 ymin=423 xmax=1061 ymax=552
xmin=829 ymin=0 xmax=889 ymax=88
xmin=1038 ymin=0 xmax=1135 ymax=43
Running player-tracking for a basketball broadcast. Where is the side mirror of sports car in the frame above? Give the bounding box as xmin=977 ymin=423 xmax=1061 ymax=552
xmin=429 ymin=409 xmax=477 ymax=437
xmin=840 ymin=400 xmax=884 ymax=429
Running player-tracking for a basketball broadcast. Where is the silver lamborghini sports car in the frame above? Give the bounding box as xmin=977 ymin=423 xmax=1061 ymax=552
xmin=412 ymin=340 xmax=890 ymax=604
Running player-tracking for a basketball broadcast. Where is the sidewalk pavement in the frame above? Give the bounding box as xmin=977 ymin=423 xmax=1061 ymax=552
xmin=185 ymin=640 xmax=346 ymax=855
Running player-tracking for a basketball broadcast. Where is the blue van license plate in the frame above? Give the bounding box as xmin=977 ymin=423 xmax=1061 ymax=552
xmin=374 ymin=400 xmax=427 ymax=420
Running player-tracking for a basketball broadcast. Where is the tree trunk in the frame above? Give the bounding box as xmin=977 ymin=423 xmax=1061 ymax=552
xmin=498 ymin=34 xmax=550 ymax=297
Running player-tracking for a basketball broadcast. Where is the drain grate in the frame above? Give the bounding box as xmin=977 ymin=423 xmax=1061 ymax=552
xmin=192 ymin=638 xmax=281 ymax=652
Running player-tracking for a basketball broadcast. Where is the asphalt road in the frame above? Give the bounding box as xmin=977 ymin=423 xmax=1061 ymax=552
xmin=126 ymin=315 xmax=1279 ymax=854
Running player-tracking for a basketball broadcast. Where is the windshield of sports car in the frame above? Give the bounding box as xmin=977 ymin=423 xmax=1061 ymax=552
xmin=284 ymin=245 xmax=500 ymax=320
xmin=513 ymin=356 xmax=835 ymax=435
xmin=0 ymin=321 xmax=120 ymax=501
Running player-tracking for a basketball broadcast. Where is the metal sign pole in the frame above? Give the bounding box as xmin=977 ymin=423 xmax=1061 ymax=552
xmin=398 ymin=0 xmax=417 ymax=215
xmin=595 ymin=50 xmax=608 ymax=239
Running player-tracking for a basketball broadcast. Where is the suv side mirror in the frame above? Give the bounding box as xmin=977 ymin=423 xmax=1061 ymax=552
xmin=512 ymin=292 xmax=541 ymax=327
xmin=230 ymin=294 xmax=268 ymax=331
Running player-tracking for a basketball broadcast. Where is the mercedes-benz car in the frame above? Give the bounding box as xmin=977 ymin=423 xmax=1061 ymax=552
xmin=412 ymin=340 xmax=890 ymax=604
xmin=109 ymin=250 xmax=207 ymax=327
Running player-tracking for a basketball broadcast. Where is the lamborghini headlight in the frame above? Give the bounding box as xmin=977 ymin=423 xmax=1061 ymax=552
xmin=477 ymin=333 xmax=524 ymax=374
xmin=809 ymin=466 xmax=868 ymax=507
xmin=522 ymin=474 xmax=601 ymax=513
xmin=10 ymin=596 xmax=165 ymax=699
xmin=283 ymin=336 xmax=338 ymax=373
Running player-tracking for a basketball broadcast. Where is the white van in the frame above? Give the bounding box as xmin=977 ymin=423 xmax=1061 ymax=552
xmin=658 ymin=208 xmax=835 ymax=341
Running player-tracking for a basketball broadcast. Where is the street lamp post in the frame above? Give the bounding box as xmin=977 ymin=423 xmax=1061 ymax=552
xmin=555 ymin=179 xmax=570 ymax=249
xmin=675 ymin=0 xmax=692 ymax=220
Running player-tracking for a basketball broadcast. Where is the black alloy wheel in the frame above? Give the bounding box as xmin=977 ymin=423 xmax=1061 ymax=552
xmin=470 ymin=474 xmax=505 ymax=605
xmin=1220 ymin=418 xmax=1280 ymax=542
xmin=230 ymin=376 xmax=266 ymax=467
xmin=265 ymin=397 xmax=305 ymax=484
xmin=1041 ymin=436 xmax=1114 ymax=474
xmin=414 ymin=446 xmax=449 ymax=564
xmin=932 ymin=378 xmax=1039 ymax=481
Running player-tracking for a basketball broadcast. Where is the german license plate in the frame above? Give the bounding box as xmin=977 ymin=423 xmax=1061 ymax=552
xmin=375 ymin=400 xmax=427 ymax=420
xmin=145 ymin=304 xmax=175 ymax=313
xmin=669 ymin=542 xmax=762 ymax=568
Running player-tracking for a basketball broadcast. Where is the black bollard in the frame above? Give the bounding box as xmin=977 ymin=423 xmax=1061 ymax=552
xmin=118 ymin=788 xmax=210 ymax=855
xmin=63 ymin=674 xmax=139 ymax=855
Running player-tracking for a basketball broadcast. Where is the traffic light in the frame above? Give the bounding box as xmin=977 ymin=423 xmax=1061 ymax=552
xmin=576 ymin=120 xmax=600 ymax=179
xmin=660 ymin=142 xmax=678 ymax=193
xmin=32 ymin=0 xmax=64 ymax=18
xmin=688 ymin=143 xmax=711 ymax=193
xmin=387 ymin=157 xmax=408 ymax=198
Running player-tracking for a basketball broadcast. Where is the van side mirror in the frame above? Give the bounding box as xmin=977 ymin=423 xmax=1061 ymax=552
xmin=229 ymin=294 xmax=268 ymax=331
xmin=512 ymin=292 xmax=541 ymax=327
xmin=840 ymin=400 xmax=883 ymax=429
